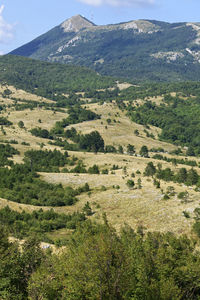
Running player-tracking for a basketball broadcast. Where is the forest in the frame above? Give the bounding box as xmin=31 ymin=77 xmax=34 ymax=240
xmin=0 ymin=55 xmax=116 ymax=99
xmin=127 ymin=95 xmax=200 ymax=151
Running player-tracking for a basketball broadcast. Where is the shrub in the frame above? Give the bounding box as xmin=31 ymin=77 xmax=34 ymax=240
xmin=88 ymin=165 xmax=100 ymax=174
xmin=126 ymin=179 xmax=135 ymax=189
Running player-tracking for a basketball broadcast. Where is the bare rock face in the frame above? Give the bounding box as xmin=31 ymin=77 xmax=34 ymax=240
xmin=60 ymin=15 xmax=95 ymax=33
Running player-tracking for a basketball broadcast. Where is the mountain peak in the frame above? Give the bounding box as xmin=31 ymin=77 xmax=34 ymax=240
xmin=61 ymin=15 xmax=95 ymax=33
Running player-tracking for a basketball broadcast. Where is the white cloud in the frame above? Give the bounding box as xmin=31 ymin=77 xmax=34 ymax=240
xmin=0 ymin=5 xmax=14 ymax=44
xmin=77 ymin=0 xmax=155 ymax=7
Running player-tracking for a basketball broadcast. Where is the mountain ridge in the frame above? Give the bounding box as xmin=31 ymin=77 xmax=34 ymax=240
xmin=9 ymin=15 xmax=200 ymax=82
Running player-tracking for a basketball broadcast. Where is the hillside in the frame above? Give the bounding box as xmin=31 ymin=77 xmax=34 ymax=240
xmin=1 ymin=74 xmax=200 ymax=239
xmin=2 ymin=61 xmax=200 ymax=297
xmin=10 ymin=15 xmax=200 ymax=81
xmin=0 ymin=55 xmax=116 ymax=99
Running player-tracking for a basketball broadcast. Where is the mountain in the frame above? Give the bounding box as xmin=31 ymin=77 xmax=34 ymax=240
xmin=10 ymin=15 xmax=200 ymax=82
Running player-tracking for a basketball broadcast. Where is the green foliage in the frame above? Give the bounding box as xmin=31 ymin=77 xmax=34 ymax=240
xmin=163 ymin=193 xmax=170 ymax=200
xmin=67 ymin=105 xmax=100 ymax=124
xmin=186 ymin=146 xmax=196 ymax=156
xmin=118 ymin=145 xmax=124 ymax=154
xmin=0 ymin=55 xmax=115 ymax=99
xmin=88 ymin=164 xmax=100 ymax=174
xmin=145 ymin=162 xmax=200 ymax=187
xmin=51 ymin=105 xmax=100 ymax=134
xmin=134 ymin=129 xmax=139 ymax=136
xmin=128 ymin=97 xmax=200 ymax=150
xmin=156 ymin=167 xmax=175 ymax=182
xmin=24 ymin=149 xmax=69 ymax=172
xmin=30 ymin=127 xmax=52 ymax=139
xmin=0 ymin=230 xmax=43 ymax=299
xmin=55 ymin=128 xmax=105 ymax=153
xmin=127 ymin=144 xmax=135 ymax=156
xmin=139 ymin=145 xmax=149 ymax=157
xmin=102 ymin=169 xmax=109 ymax=174
xmin=69 ymin=161 xmax=87 ymax=173
xmin=0 ymin=206 xmax=86 ymax=240
xmin=3 ymin=218 xmax=200 ymax=299
xmin=153 ymin=178 xmax=160 ymax=188
xmin=104 ymin=145 xmax=117 ymax=153
xmin=183 ymin=211 xmax=190 ymax=218
xmin=144 ymin=162 xmax=156 ymax=176
xmin=178 ymin=191 xmax=189 ymax=201
xmin=78 ymin=131 xmax=104 ymax=152
xmin=18 ymin=120 xmax=24 ymax=128
xmin=126 ymin=179 xmax=135 ymax=188
xmin=0 ymin=117 xmax=12 ymax=126
xmin=152 ymin=153 xmax=197 ymax=167
xmin=0 ymin=164 xmax=84 ymax=206
xmin=106 ymin=118 xmax=111 ymax=124
xmin=27 ymin=221 xmax=200 ymax=300
xmin=84 ymin=88 xmax=119 ymax=101
xmin=82 ymin=202 xmax=93 ymax=216
xmin=0 ymin=143 xmax=19 ymax=167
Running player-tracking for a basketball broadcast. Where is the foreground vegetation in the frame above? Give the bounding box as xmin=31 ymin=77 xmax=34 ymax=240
xmin=2 ymin=219 xmax=200 ymax=299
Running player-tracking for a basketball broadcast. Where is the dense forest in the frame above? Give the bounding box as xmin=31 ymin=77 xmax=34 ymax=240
xmin=0 ymin=55 xmax=116 ymax=99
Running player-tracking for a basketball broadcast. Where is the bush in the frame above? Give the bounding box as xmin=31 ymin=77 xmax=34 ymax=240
xmin=88 ymin=164 xmax=100 ymax=174
xmin=178 ymin=191 xmax=189 ymax=201
xmin=126 ymin=179 xmax=135 ymax=189
xmin=18 ymin=120 xmax=24 ymax=128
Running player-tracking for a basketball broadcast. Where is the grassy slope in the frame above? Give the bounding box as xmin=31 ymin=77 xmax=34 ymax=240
xmin=0 ymin=85 xmax=200 ymax=237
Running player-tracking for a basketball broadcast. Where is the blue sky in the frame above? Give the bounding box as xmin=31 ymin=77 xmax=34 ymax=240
xmin=1 ymin=0 xmax=200 ymax=54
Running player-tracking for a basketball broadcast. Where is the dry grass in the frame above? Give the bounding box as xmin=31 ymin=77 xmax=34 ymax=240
xmin=2 ymin=150 xmax=199 ymax=236
xmin=69 ymin=102 xmax=176 ymax=152
xmin=117 ymin=82 xmax=133 ymax=90
xmin=7 ymin=108 xmax=67 ymax=131
xmin=0 ymin=84 xmax=53 ymax=103
xmin=0 ymin=108 xmax=68 ymax=159
xmin=38 ymin=152 xmax=199 ymax=235
xmin=0 ymin=88 xmax=199 ymax=237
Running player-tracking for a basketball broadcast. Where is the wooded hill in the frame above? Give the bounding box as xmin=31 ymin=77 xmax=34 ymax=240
xmin=0 ymin=55 xmax=115 ymax=99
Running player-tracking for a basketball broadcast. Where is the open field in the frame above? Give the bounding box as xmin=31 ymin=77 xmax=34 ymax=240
xmin=0 ymin=84 xmax=53 ymax=103
xmin=68 ymin=102 xmax=177 ymax=152
xmin=40 ymin=152 xmax=200 ymax=235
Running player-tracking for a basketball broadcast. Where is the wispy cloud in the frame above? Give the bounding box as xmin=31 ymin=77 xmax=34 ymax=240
xmin=0 ymin=5 xmax=14 ymax=44
xmin=77 ymin=0 xmax=155 ymax=7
